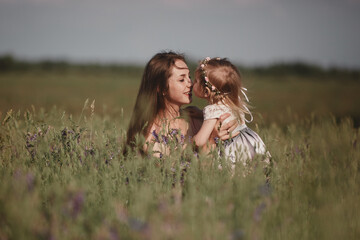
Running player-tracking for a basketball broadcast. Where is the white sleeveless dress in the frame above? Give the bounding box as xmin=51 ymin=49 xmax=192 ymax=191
xmin=203 ymin=103 xmax=269 ymax=164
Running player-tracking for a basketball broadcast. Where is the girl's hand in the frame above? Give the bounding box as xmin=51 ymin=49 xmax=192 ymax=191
xmin=211 ymin=113 xmax=240 ymax=141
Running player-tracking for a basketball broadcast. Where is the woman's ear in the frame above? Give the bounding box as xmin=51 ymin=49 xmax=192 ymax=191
xmin=157 ymin=86 xmax=166 ymax=96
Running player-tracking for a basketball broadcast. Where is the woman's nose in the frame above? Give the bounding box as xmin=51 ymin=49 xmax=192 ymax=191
xmin=186 ymin=77 xmax=192 ymax=87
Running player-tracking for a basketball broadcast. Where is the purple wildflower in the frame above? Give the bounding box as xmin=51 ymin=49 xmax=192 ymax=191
xmin=253 ymin=202 xmax=266 ymax=222
xmin=84 ymin=146 xmax=95 ymax=157
xmin=170 ymin=128 xmax=178 ymax=136
xmin=109 ymin=227 xmax=119 ymax=240
xmin=180 ymin=161 xmax=191 ymax=169
xmin=61 ymin=128 xmax=68 ymax=138
xmin=258 ymin=183 xmax=271 ymax=196
xmin=30 ymin=133 xmax=37 ymax=141
xmin=161 ymin=135 xmax=168 ymax=145
xmin=26 ymin=172 xmax=35 ymax=191
xmin=106 ymin=152 xmax=114 ymax=164
xmin=13 ymin=169 xmax=22 ymax=180
xmin=128 ymin=218 xmax=148 ymax=232
xmin=152 ymin=130 xmax=160 ymax=143
xmin=71 ymin=191 xmax=85 ymax=218
xmin=180 ymin=134 xmax=185 ymax=145
xmin=26 ymin=132 xmax=37 ymax=144
xmin=294 ymin=145 xmax=305 ymax=158
xmin=25 ymin=133 xmax=37 ymax=158
xmin=231 ymin=229 xmax=245 ymax=240
xmin=170 ymin=129 xmax=179 ymax=143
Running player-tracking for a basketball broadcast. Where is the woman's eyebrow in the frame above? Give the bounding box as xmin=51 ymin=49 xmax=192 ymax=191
xmin=174 ymin=65 xmax=189 ymax=70
xmin=179 ymin=72 xmax=190 ymax=77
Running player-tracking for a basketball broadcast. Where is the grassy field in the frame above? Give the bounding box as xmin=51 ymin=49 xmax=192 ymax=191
xmin=0 ymin=65 xmax=360 ymax=239
xmin=1 ymin=66 xmax=360 ymax=126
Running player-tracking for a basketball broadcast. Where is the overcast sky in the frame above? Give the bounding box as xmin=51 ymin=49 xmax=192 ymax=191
xmin=0 ymin=0 xmax=359 ymax=68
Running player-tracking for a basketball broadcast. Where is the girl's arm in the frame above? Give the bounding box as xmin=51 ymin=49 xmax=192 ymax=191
xmin=193 ymin=119 xmax=217 ymax=147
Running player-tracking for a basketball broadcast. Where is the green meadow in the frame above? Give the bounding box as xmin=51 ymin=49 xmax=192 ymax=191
xmin=0 ymin=59 xmax=359 ymax=239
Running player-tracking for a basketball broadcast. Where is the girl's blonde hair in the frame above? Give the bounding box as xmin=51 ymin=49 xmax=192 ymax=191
xmin=194 ymin=58 xmax=250 ymax=121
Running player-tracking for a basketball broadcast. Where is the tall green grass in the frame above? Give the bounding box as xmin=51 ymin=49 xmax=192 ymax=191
xmin=0 ymin=106 xmax=359 ymax=239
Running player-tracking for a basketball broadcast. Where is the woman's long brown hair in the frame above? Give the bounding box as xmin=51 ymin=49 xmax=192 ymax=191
xmin=125 ymin=51 xmax=186 ymax=151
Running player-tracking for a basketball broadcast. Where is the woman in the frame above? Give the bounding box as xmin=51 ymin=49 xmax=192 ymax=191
xmin=126 ymin=51 xmax=238 ymax=155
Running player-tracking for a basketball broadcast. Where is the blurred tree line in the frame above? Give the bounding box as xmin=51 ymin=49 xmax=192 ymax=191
xmin=0 ymin=54 xmax=359 ymax=80
xmin=0 ymin=54 xmax=142 ymax=75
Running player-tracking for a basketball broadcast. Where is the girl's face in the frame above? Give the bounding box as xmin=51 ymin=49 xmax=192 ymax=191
xmin=165 ymin=60 xmax=193 ymax=107
xmin=193 ymin=77 xmax=206 ymax=99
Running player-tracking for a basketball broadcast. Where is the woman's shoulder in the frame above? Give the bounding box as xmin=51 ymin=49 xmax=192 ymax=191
xmin=181 ymin=106 xmax=203 ymax=136
xmin=181 ymin=106 xmax=203 ymax=119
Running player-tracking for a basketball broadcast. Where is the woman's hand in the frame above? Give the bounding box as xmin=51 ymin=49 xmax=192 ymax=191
xmin=211 ymin=113 xmax=240 ymax=141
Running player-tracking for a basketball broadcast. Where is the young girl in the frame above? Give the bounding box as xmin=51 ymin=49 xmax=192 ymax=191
xmin=193 ymin=57 xmax=268 ymax=164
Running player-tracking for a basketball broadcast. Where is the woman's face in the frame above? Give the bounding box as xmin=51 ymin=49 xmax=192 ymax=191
xmin=165 ymin=60 xmax=193 ymax=107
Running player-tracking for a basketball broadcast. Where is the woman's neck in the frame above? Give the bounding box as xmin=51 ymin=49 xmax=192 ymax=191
xmin=147 ymin=105 xmax=189 ymax=144
xmin=154 ymin=107 xmax=178 ymax=126
xmin=153 ymin=103 xmax=186 ymax=131
xmin=163 ymin=102 xmax=181 ymax=119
